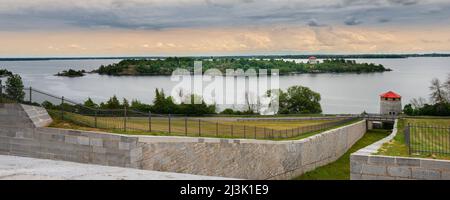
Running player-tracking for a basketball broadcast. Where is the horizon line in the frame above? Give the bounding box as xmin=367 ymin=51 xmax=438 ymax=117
xmin=1 ymin=52 xmax=450 ymax=60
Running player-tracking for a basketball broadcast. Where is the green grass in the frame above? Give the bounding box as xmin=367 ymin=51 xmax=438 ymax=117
xmin=294 ymin=129 xmax=391 ymax=180
xmin=47 ymin=110 xmax=359 ymax=140
xmin=377 ymin=117 xmax=450 ymax=160
xmin=221 ymin=119 xmax=340 ymax=130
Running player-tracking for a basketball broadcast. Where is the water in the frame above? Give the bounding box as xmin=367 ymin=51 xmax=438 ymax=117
xmin=1 ymin=57 xmax=449 ymax=114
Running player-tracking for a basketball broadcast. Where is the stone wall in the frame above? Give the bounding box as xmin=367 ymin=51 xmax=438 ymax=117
xmin=380 ymin=98 xmax=402 ymax=115
xmin=1 ymin=104 xmax=367 ymax=179
xmin=350 ymin=120 xmax=450 ymax=180
xmin=138 ymin=120 xmax=366 ymax=179
xmin=0 ymin=104 xmax=142 ymax=168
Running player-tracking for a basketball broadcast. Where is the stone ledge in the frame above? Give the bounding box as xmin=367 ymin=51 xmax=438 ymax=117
xmin=20 ymin=104 xmax=53 ymax=127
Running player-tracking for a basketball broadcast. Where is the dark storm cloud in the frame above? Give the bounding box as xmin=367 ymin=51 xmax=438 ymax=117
xmin=378 ymin=18 xmax=391 ymax=23
xmin=388 ymin=0 xmax=419 ymax=6
xmin=307 ymin=18 xmax=327 ymax=27
xmin=344 ymin=16 xmax=363 ymax=26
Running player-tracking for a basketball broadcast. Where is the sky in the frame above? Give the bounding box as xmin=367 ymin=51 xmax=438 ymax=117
xmin=1 ymin=0 xmax=450 ymax=57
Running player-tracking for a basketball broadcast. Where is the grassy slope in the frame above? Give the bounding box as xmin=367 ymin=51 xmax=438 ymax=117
xmin=377 ymin=118 xmax=450 ymax=160
xmin=295 ymin=129 xmax=390 ymax=180
xmin=48 ymin=110 xmax=361 ymax=140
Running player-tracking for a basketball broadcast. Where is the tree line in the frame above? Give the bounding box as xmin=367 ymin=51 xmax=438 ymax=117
xmin=41 ymin=86 xmax=323 ymax=116
xmin=93 ymin=57 xmax=389 ymax=76
xmin=403 ymin=74 xmax=450 ymax=116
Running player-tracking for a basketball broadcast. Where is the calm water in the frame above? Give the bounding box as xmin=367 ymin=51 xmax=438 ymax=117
xmin=1 ymin=57 xmax=449 ymax=114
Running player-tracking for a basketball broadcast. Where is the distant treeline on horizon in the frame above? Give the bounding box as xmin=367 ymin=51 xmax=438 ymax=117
xmin=1 ymin=53 xmax=450 ymax=61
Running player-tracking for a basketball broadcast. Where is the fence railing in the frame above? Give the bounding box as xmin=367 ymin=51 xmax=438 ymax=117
xmin=0 ymin=84 xmax=360 ymax=139
xmin=405 ymin=124 xmax=450 ymax=156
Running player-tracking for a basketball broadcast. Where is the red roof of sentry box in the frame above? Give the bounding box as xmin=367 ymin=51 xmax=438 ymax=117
xmin=380 ymin=91 xmax=401 ymax=98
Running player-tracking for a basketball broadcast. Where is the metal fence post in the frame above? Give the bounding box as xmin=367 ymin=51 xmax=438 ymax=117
xmin=29 ymin=87 xmax=32 ymax=103
xmin=216 ymin=122 xmax=218 ymax=137
xmin=231 ymin=125 xmax=234 ymax=137
xmin=405 ymin=123 xmax=411 ymax=155
xmin=148 ymin=112 xmax=152 ymax=132
xmin=198 ymin=119 xmax=201 ymax=136
xmin=61 ymin=96 xmax=64 ymax=120
xmin=244 ymin=125 xmax=246 ymax=138
xmin=124 ymin=107 xmax=127 ymax=132
xmin=185 ymin=116 xmax=188 ymax=136
xmin=254 ymin=126 xmax=257 ymax=139
xmin=94 ymin=110 xmax=98 ymax=128
xmin=0 ymin=80 xmax=2 ymax=104
xmin=168 ymin=114 xmax=171 ymax=134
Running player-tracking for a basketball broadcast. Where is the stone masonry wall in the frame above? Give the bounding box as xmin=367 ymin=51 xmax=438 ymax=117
xmin=350 ymin=120 xmax=450 ymax=180
xmin=1 ymin=104 xmax=366 ymax=179
xmin=138 ymin=120 xmax=366 ymax=179
xmin=0 ymin=104 xmax=142 ymax=168
xmin=21 ymin=104 xmax=53 ymax=127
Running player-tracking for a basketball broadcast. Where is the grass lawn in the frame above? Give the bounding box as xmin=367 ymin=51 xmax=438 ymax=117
xmin=221 ymin=119 xmax=340 ymax=130
xmin=294 ymin=129 xmax=391 ymax=180
xmin=377 ymin=117 xmax=450 ymax=160
xmin=47 ymin=110 xmax=360 ymax=140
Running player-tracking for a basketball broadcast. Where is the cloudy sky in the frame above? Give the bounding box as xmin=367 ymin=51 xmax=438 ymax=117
xmin=1 ymin=0 xmax=450 ymax=56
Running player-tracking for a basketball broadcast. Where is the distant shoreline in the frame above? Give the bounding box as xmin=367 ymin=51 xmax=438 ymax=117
xmin=1 ymin=53 xmax=450 ymax=61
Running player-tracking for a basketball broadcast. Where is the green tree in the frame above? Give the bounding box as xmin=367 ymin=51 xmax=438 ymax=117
xmin=5 ymin=74 xmax=25 ymax=102
xmin=130 ymin=99 xmax=152 ymax=112
xmin=83 ymin=98 xmax=98 ymax=108
xmin=102 ymin=95 xmax=121 ymax=109
xmin=266 ymin=86 xmax=321 ymax=114
xmin=122 ymin=98 xmax=129 ymax=108
xmin=403 ymin=104 xmax=414 ymax=115
xmin=151 ymin=89 xmax=177 ymax=114
xmin=41 ymin=100 xmax=55 ymax=109
xmin=179 ymin=94 xmax=216 ymax=115
xmin=0 ymin=69 xmax=13 ymax=77
xmin=285 ymin=86 xmax=322 ymax=114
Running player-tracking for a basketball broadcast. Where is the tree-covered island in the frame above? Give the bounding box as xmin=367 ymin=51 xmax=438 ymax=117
xmin=55 ymin=69 xmax=86 ymax=77
xmin=93 ymin=57 xmax=390 ymax=76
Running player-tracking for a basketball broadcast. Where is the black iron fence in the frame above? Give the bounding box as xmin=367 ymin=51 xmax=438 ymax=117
xmin=0 ymin=83 xmax=360 ymax=139
xmin=405 ymin=124 xmax=450 ymax=156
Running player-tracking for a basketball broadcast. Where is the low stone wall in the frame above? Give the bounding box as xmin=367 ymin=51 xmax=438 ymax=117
xmin=0 ymin=104 xmax=142 ymax=168
xmin=138 ymin=120 xmax=366 ymax=179
xmin=1 ymin=104 xmax=367 ymax=179
xmin=350 ymin=120 xmax=450 ymax=180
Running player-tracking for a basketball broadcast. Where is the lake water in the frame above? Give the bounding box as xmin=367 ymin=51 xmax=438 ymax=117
xmin=1 ymin=57 xmax=449 ymax=114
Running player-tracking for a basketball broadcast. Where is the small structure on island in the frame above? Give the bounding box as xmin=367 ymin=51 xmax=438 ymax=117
xmin=379 ymin=91 xmax=402 ymax=116
xmin=308 ymin=56 xmax=318 ymax=65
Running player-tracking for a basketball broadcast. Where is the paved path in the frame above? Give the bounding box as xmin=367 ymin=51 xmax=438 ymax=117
xmin=0 ymin=155 xmax=235 ymax=180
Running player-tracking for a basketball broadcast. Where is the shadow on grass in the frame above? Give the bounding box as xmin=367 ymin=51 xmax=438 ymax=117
xmin=294 ymin=129 xmax=391 ymax=180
